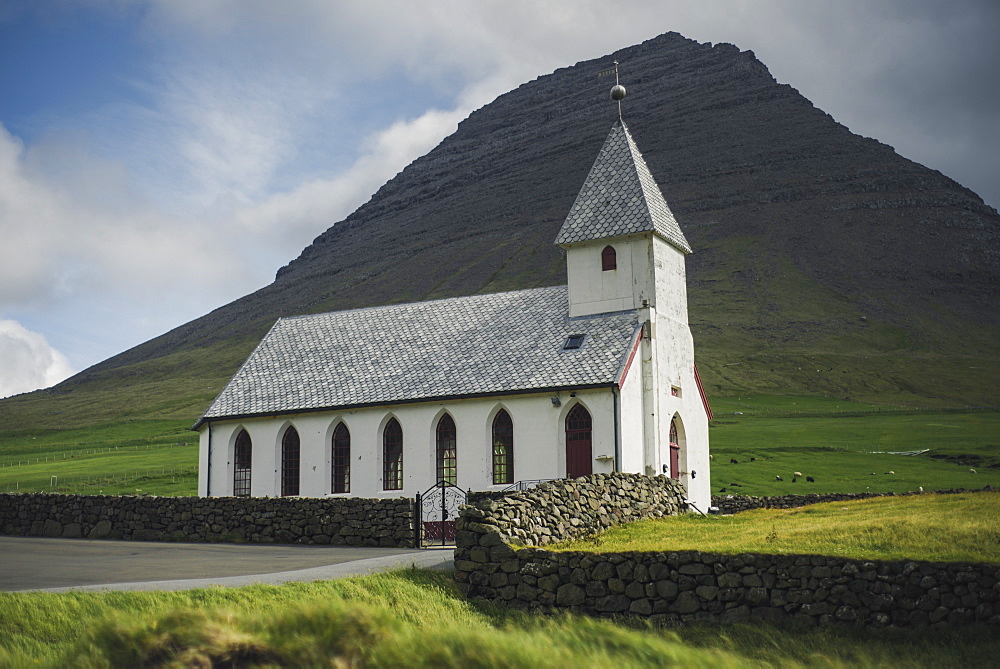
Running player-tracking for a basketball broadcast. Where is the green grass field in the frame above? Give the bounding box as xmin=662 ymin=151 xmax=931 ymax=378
xmin=0 ymin=395 xmax=996 ymax=497
xmin=552 ymin=491 xmax=1000 ymax=562
xmin=0 ymin=420 xmax=198 ymax=495
xmin=1 ymin=569 xmax=996 ymax=668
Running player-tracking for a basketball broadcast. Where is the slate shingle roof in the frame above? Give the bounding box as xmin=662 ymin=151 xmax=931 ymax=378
xmin=198 ymin=286 xmax=639 ymax=423
xmin=554 ymin=120 xmax=691 ymax=253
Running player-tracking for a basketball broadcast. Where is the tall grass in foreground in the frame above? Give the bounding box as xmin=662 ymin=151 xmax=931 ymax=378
xmin=1 ymin=570 xmax=996 ymax=668
xmin=552 ymin=492 xmax=1000 ymax=563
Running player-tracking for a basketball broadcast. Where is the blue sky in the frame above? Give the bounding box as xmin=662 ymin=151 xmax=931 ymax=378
xmin=1 ymin=0 xmax=998 ymax=398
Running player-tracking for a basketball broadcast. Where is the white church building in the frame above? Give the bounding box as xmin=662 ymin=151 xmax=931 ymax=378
xmin=195 ymin=119 xmax=713 ymax=510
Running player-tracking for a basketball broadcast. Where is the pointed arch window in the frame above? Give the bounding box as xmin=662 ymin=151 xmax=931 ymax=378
xmin=436 ymin=414 xmax=457 ymax=485
xmin=565 ymin=404 xmax=593 ymax=478
xmin=233 ymin=429 xmax=252 ymax=497
xmin=332 ymin=423 xmax=350 ymax=493
xmin=383 ymin=418 xmax=403 ymax=491
xmin=602 ymin=245 xmax=617 ymax=271
xmin=281 ymin=426 xmax=300 ymax=497
xmin=492 ymin=410 xmax=514 ymax=485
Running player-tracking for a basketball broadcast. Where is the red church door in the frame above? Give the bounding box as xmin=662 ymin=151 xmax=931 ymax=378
xmin=669 ymin=418 xmax=680 ymax=479
xmin=565 ymin=404 xmax=593 ymax=478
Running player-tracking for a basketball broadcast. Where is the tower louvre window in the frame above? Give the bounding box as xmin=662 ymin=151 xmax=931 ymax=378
xmin=602 ymin=245 xmax=617 ymax=271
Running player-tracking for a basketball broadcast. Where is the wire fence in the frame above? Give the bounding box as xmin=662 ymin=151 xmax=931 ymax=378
xmin=2 ymin=466 xmax=198 ymax=494
xmin=0 ymin=441 xmax=193 ymax=469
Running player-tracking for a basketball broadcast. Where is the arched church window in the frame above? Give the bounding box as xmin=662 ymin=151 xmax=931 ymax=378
xmin=492 ymin=410 xmax=514 ymax=485
xmin=233 ymin=429 xmax=252 ymax=497
xmin=602 ymin=245 xmax=617 ymax=271
xmin=383 ymin=418 xmax=403 ymax=490
xmin=332 ymin=423 xmax=350 ymax=493
xmin=436 ymin=414 xmax=457 ymax=485
xmin=281 ymin=426 xmax=300 ymax=496
xmin=565 ymin=404 xmax=593 ymax=478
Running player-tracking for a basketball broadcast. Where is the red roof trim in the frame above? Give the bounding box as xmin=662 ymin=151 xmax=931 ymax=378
xmin=693 ymin=362 xmax=713 ymax=422
xmin=617 ymin=328 xmax=643 ymax=387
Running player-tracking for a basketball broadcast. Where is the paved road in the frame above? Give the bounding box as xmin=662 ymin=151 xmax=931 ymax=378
xmin=0 ymin=536 xmax=453 ymax=592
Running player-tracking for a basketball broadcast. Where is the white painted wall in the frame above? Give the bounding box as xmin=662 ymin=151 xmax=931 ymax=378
xmin=197 ymin=388 xmax=618 ymax=498
xmin=565 ymin=234 xmax=652 ymax=317
xmin=562 ymin=231 xmax=712 ymax=510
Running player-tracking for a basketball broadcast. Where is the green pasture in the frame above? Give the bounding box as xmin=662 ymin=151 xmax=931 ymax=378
xmin=708 ymin=396 xmax=999 ymax=496
xmin=1 ymin=569 xmax=996 ymax=668
xmin=552 ymin=491 xmax=1000 ymax=563
xmin=0 ymin=395 xmax=996 ymax=497
xmin=0 ymin=420 xmax=198 ymax=495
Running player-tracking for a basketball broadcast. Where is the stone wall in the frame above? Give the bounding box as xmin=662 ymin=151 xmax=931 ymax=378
xmin=0 ymin=493 xmax=414 ymax=547
xmin=455 ymin=480 xmax=1000 ymax=628
xmin=712 ymin=492 xmax=894 ymax=515
xmin=461 ymin=473 xmax=688 ymax=548
xmin=457 ymin=545 xmax=1000 ymax=628
xmin=711 ymin=488 xmax=988 ymax=515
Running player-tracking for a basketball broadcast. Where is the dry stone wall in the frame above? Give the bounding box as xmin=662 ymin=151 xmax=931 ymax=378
xmin=712 ymin=488 xmax=989 ymax=515
xmin=458 ymin=546 xmax=1000 ymax=628
xmin=456 ymin=479 xmax=1000 ymax=628
xmin=461 ymin=473 xmax=688 ymax=548
xmin=0 ymin=493 xmax=414 ymax=547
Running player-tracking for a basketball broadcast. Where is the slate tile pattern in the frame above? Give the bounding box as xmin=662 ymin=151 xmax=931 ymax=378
xmin=554 ymin=120 xmax=692 ymax=253
xmin=201 ymin=286 xmax=639 ymax=420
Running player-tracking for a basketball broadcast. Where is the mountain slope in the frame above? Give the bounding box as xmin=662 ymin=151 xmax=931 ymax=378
xmin=5 ymin=31 xmax=998 ymax=433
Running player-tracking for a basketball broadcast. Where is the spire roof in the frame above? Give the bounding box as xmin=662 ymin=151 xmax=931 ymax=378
xmin=554 ymin=120 xmax=691 ymax=253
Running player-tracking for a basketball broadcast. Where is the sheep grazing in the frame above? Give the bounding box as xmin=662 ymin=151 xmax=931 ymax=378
xmin=919 ymin=486 xmax=924 ymax=492
xmin=792 ymin=477 xmax=797 ymax=483
xmin=793 ymin=471 xmax=803 ymax=477
xmin=806 ymin=476 xmax=815 ymax=483
xmin=719 ymin=487 xmax=727 ymax=493
xmin=750 ymin=457 xmax=756 ymax=462
xmin=775 ymin=475 xmax=783 ymax=481
xmin=730 ymin=458 xmax=739 ymax=464
xmin=729 ymin=483 xmax=741 ymax=487
xmin=970 ymin=468 xmax=977 ymax=474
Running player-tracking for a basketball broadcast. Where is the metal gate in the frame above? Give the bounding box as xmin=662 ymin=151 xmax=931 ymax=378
xmin=416 ymin=480 xmax=467 ymax=548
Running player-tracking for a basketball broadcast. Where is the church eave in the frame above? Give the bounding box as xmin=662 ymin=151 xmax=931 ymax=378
xmin=191 ymin=381 xmax=618 ymax=431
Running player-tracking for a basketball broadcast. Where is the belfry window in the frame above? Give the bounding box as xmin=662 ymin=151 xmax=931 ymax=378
xmin=602 ymin=245 xmax=617 ymax=271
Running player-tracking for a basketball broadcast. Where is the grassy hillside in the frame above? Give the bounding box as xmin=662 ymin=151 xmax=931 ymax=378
xmin=1 ymin=569 xmax=996 ymax=668
xmin=1 ymin=395 xmax=995 ymax=497
xmin=552 ymin=491 xmax=1000 ymax=563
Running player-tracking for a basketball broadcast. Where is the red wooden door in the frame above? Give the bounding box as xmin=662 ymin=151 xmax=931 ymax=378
xmin=565 ymin=405 xmax=593 ymax=478
xmin=669 ymin=418 xmax=680 ymax=479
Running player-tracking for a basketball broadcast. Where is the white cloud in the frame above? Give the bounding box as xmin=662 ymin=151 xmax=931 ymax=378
xmin=0 ymin=319 xmax=74 ymax=398
xmin=236 ymin=106 xmax=469 ymax=238
xmin=1 ymin=0 xmax=996 ymax=379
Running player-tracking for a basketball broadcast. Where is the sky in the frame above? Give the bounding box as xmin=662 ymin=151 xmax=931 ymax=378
xmin=1 ymin=0 xmax=998 ymax=399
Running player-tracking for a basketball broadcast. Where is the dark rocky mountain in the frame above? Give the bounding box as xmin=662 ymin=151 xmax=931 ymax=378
xmin=31 ymin=32 xmax=1000 ymax=414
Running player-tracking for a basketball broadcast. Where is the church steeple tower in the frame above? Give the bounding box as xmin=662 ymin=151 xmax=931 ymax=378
xmin=555 ymin=120 xmax=691 ymax=318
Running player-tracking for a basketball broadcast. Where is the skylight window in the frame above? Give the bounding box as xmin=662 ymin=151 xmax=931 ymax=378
xmin=563 ymin=334 xmax=586 ymax=350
